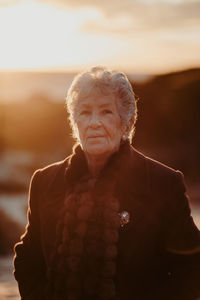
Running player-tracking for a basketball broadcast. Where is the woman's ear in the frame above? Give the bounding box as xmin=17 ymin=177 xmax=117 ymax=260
xmin=123 ymin=116 xmax=134 ymax=137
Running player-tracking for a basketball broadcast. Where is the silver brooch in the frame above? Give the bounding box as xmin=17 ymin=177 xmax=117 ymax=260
xmin=119 ymin=211 xmax=130 ymax=227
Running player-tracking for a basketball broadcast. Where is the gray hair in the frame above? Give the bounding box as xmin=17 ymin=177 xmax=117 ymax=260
xmin=65 ymin=66 xmax=137 ymax=142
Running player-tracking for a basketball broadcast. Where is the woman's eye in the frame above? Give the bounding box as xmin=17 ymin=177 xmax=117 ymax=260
xmin=80 ymin=110 xmax=90 ymax=115
xmin=102 ymin=109 xmax=112 ymax=114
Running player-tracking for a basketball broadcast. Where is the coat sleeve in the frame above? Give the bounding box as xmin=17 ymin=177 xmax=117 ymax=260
xmin=164 ymin=171 xmax=200 ymax=300
xmin=13 ymin=170 xmax=47 ymax=300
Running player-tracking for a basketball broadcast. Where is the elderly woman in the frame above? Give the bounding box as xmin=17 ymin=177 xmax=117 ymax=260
xmin=14 ymin=66 xmax=200 ymax=300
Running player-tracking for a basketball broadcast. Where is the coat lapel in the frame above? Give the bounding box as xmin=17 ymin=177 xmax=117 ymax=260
xmin=40 ymin=159 xmax=69 ymax=262
xmin=116 ymin=145 xmax=151 ymax=226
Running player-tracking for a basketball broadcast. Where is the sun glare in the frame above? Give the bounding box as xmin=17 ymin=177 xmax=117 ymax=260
xmin=0 ymin=0 xmax=199 ymax=73
xmin=0 ymin=0 xmax=120 ymax=70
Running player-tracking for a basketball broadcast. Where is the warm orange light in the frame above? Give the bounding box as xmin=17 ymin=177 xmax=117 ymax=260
xmin=0 ymin=0 xmax=199 ymax=73
xmin=0 ymin=0 xmax=125 ymax=71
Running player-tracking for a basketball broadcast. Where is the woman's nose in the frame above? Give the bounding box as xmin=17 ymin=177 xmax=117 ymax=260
xmin=89 ymin=112 xmax=101 ymax=128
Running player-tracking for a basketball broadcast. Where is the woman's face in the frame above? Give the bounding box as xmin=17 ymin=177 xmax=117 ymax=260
xmin=75 ymin=93 xmax=125 ymax=158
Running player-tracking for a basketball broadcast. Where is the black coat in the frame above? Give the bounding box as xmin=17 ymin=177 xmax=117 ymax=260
xmin=13 ymin=145 xmax=200 ymax=300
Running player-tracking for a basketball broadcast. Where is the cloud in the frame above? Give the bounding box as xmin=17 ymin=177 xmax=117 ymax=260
xmin=36 ymin=0 xmax=200 ymax=36
xmin=79 ymin=0 xmax=200 ymax=38
xmin=0 ymin=0 xmax=21 ymax=6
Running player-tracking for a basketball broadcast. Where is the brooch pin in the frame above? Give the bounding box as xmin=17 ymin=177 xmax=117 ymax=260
xmin=119 ymin=211 xmax=130 ymax=227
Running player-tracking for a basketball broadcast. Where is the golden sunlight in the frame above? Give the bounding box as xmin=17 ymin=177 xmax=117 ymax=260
xmin=0 ymin=0 xmax=121 ymax=70
xmin=0 ymin=0 xmax=199 ymax=73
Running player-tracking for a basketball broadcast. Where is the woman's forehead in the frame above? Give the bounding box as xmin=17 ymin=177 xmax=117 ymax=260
xmin=77 ymin=93 xmax=117 ymax=108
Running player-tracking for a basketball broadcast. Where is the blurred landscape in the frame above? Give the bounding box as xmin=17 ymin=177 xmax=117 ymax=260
xmin=0 ymin=68 xmax=200 ymax=299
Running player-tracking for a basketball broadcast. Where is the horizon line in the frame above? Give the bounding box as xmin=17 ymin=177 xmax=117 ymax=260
xmin=0 ymin=66 xmax=200 ymax=76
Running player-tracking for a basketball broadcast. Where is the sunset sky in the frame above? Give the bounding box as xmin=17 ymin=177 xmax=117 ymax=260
xmin=0 ymin=0 xmax=200 ymax=73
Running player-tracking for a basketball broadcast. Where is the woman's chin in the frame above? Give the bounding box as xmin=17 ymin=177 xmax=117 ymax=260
xmin=85 ymin=142 xmax=110 ymax=157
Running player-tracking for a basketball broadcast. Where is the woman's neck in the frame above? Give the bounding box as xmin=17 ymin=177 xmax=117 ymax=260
xmin=85 ymin=152 xmax=113 ymax=178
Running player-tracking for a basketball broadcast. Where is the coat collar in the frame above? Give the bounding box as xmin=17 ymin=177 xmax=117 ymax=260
xmin=126 ymin=145 xmax=151 ymax=197
xmin=46 ymin=142 xmax=151 ymax=202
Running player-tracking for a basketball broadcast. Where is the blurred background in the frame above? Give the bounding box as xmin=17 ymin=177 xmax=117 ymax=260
xmin=0 ymin=0 xmax=200 ymax=299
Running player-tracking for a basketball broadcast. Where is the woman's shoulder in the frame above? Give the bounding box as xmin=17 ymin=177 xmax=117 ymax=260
xmin=32 ymin=156 xmax=69 ymax=188
xmin=130 ymin=146 xmax=185 ymax=193
xmin=40 ymin=157 xmax=68 ymax=173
